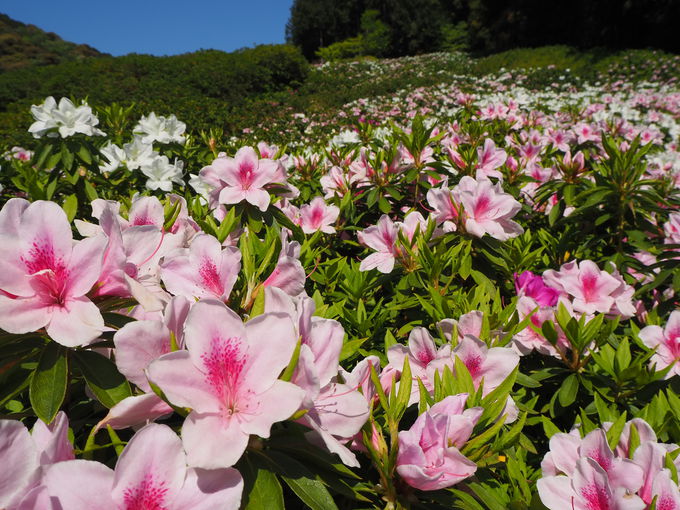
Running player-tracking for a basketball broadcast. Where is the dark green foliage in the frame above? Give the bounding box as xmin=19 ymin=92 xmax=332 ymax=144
xmin=285 ymin=0 xmax=365 ymax=59
xmin=0 ymin=44 xmax=309 ymax=144
xmin=0 ymin=13 xmax=104 ymax=73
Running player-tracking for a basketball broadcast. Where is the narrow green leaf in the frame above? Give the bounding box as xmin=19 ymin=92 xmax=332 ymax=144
xmin=29 ymin=343 xmax=68 ymax=424
xmin=265 ymin=451 xmax=339 ymax=510
xmin=241 ymin=456 xmax=284 ymax=510
xmin=558 ymin=374 xmax=579 ymax=407
xmin=73 ymin=351 xmax=131 ymax=408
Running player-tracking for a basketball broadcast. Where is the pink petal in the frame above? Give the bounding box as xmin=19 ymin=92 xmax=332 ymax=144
xmin=31 ymin=411 xmax=74 ymax=465
xmin=243 ymin=313 xmax=298 ymax=393
xmin=43 ymin=459 xmax=115 ymax=510
xmin=238 ymin=380 xmax=304 ymax=438
xmin=67 ymin=235 xmax=107 ymax=297
xmin=174 ymin=467 xmax=243 ymax=509
xmin=0 ymin=420 xmax=39 ymax=509
xmin=182 ymin=300 xmax=246 ymax=374
xmin=147 ymin=350 xmax=219 ymax=413
xmin=536 ymin=476 xmax=576 ymax=510
xmin=182 ymin=413 xmax=249 ymax=469
xmin=360 ymin=251 xmax=395 ymax=273
xmin=114 ymin=320 xmax=171 ymax=391
xmin=0 ymin=294 xmax=50 ymax=335
xmin=111 ymin=424 xmax=186 ymax=507
xmin=98 ymin=393 xmax=173 ymax=431
xmin=46 ymin=296 xmax=104 ymax=347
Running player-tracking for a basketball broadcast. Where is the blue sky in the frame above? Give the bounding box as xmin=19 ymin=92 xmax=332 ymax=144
xmin=3 ymin=0 xmax=294 ymax=56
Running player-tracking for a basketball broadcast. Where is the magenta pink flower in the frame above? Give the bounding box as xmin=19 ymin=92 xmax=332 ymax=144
xmin=199 ymin=146 xmax=279 ymax=211
xmin=42 ymin=423 xmax=243 ymax=509
xmin=299 ymin=197 xmax=340 ymax=234
xmin=638 ymin=311 xmax=680 ymax=378
xmin=515 ymin=271 xmax=560 ymax=307
xmin=0 ymin=199 xmax=106 ymax=346
xmin=396 ymin=395 xmax=479 ymax=490
xmin=147 ymin=300 xmax=304 ymax=468
xmin=160 ymin=234 xmax=241 ymax=301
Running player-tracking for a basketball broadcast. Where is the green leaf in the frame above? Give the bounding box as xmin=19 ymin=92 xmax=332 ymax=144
xmin=265 ymin=451 xmax=339 ymax=510
xmin=606 ymin=412 xmax=628 ymax=451
xmin=558 ymin=374 xmax=579 ymax=407
xmin=72 ymin=350 xmax=131 ymax=408
xmin=29 ymin=343 xmax=68 ymax=424
xmin=241 ymin=455 xmax=284 ymax=510
xmin=62 ymin=194 xmax=78 ymax=223
xmin=339 ymin=337 xmax=366 ymax=362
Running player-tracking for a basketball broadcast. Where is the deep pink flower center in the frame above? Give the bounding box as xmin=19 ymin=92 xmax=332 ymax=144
xmin=123 ymin=473 xmax=168 ymax=510
xmin=202 ymin=336 xmax=247 ymax=413
xmin=239 ymin=160 xmax=256 ymax=190
xmin=310 ymin=205 xmax=324 ymax=227
xmin=579 ymin=483 xmax=611 ymax=510
xmin=473 ymin=195 xmax=491 ymax=218
xmin=198 ymin=258 xmax=224 ymax=297
xmin=21 ymin=240 xmax=69 ymax=305
xmin=581 ymin=273 xmax=599 ymax=302
xmin=464 ymin=355 xmax=483 ymax=378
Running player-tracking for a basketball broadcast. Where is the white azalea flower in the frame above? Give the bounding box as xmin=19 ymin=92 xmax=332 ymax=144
xmin=134 ymin=112 xmax=186 ymax=145
xmin=123 ymin=136 xmax=157 ymax=170
xmin=99 ymin=141 xmax=126 ymax=173
xmin=140 ymin=155 xmax=184 ymax=192
xmin=28 ymin=97 xmax=104 ymax=138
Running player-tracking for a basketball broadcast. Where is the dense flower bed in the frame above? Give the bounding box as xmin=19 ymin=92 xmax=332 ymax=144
xmin=0 ymin=53 xmax=679 ymax=509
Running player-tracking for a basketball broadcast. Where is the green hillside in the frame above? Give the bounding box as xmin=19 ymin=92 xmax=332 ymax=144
xmin=0 ymin=13 xmax=104 ymax=73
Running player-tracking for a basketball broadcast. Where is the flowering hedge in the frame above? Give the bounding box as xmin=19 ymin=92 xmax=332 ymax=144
xmin=0 ymin=53 xmax=679 ymax=509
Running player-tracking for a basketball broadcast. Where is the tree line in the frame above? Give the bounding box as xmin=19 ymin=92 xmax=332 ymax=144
xmin=286 ymin=0 xmax=680 ymax=60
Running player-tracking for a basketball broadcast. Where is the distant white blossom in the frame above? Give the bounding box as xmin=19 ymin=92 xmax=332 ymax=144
xmin=141 ymin=155 xmax=184 ymax=191
xmin=134 ymin=112 xmax=186 ymax=145
xmin=28 ymin=97 xmax=105 ymax=139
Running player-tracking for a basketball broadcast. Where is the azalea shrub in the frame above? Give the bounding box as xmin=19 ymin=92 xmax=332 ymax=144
xmin=0 ymin=51 xmax=679 ymax=510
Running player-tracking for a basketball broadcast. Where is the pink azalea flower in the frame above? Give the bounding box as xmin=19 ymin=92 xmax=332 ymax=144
xmin=428 ymin=335 xmax=519 ymax=397
xmin=438 ymin=311 xmax=484 ymax=342
xmin=396 ymin=395 xmax=479 ymax=490
xmin=0 ymin=199 xmax=106 ymax=347
xmin=102 ymin=297 xmax=190 ymax=430
xmin=199 ymin=146 xmax=279 ymax=212
xmin=264 ymin=287 xmax=369 ymax=467
xmin=543 ymin=260 xmax=635 ymax=318
xmin=386 ymin=327 xmax=452 ymax=404
xmin=453 ymin=176 xmax=524 ymax=241
xmin=262 ymin=231 xmax=306 ymax=296
xmin=42 ymin=423 xmax=243 ymax=509
xmin=476 ymin=139 xmax=507 ymax=179
xmin=638 ymin=311 xmax=680 ymax=378
xmin=299 ymin=197 xmax=340 ymax=234
xmin=357 ymin=215 xmax=399 ymax=273
xmin=512 ymin=296 xmax=566 ymax=356
xmin=147 ymin=300 xmax=304 ymax=468
xmin=515 ymin=271 xmax=561 ymax=306
xmin=538 ymin=457 xmax=645 ymax=510
xmin=664 ymin=212 xmax=680 ymax=245
xmin=160 ymin=234 xmax=241 ymax=301
xmin=0 ymin=412 xmax=73 ymax=509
